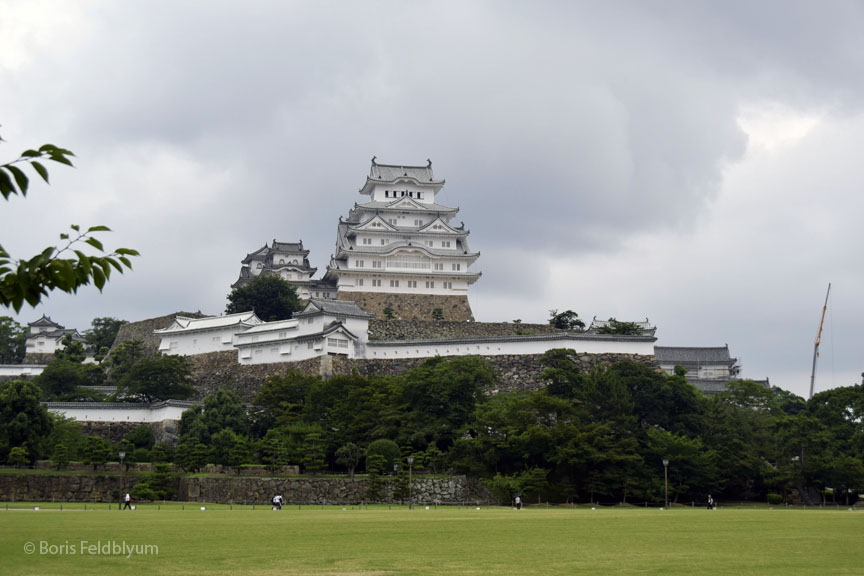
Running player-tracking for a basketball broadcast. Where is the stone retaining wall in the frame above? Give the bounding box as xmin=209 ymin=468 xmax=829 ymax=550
xmin=0 ymin=473 xmax=139 ymax=502
xmin=186 ymin=350 xmax=658 ymax=401
xmin=0 ymin=473 xmax=491 ymax=505
xmin=111 ymin=311 xmax=207 ymax=354
xmin=338 ymin=292 xmax=474 ymax=321
xmin=368 ymin=320 xmax=561 ymax=341
xmin=180 ymin=475 xmax=491 ymax=505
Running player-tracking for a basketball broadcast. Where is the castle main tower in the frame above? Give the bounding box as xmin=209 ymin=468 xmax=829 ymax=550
xmin=322 ymin=158 xmax=481 ymax=321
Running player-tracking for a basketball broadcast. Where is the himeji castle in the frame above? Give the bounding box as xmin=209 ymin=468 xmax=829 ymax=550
xmin=233 ymin=158 xmax=481 ymax=320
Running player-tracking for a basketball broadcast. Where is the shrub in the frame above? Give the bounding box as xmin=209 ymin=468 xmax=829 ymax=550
xmin=366 ymin=439 xmax=400 ymax=473
xmin=767 ymin=493 xmax=783 ymax=505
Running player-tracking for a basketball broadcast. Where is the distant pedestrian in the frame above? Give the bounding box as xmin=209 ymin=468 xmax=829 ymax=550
xmin=272 ymin=494 xmax=283 ymax=510
xmin=514 ymin=495 xmax=522 ymax=510
xmin=123 ymin=493 xmax=132 ymax=510
xmin=707 ymin=495 xmax=714 ymax=510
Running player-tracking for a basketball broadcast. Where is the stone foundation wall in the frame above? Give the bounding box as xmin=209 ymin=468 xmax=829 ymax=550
xmin=0 ymin=473 xmax=139 ymax=502
xmin=338 ymin=292 xmax=474 ymax=321
xmin=111 ymin=311 xmax=207 ymax=354
xmin=78 ymin=420 xmax=181 ymax=446
xmin=0 ymin=473 xmax=491 ymax=505
xmin=180 ymin=475 xmax=491 ymax=505
xmin=368 ymin=320 xmax=560 ymax=341
xmin=23 ymin=353 xmax=54 ymax=365
xmin=185 ymin=350 xmax=657 ymax=402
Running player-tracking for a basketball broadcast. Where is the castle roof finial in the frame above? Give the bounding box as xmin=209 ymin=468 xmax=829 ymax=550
xmin=371 ymin=156 xmax=377 ymax=166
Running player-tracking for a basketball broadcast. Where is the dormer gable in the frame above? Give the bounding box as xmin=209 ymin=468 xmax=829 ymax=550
xmin=354 ymin=215 xmax=397 ymax=232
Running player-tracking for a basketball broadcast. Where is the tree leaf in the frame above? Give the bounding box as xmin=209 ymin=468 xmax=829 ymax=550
xmin=86 ymin=225 xmax=111 ymax=233
xmin=31 ymin=161 xmax=49 ymax=183
xmin=84 ymin=237 xmax=104 ymax=251
xmin=92 ymin=266 xmax=106 ymax=291
xmin=0 ymin=169 xmax=14 ymax=199
xmin=5 ymin=165 xmax=29 ymax=196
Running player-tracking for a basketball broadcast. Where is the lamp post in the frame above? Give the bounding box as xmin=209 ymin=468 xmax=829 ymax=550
xmin=407 ymin=456 xmax=415 ymax=509
xmin=662 ymin=459 xmax=669 ymax=509
xmin=119 ymin=450 xmax=126 ymax=511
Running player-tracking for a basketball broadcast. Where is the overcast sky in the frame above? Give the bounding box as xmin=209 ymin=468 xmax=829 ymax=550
xmin=2 ymin=1 xmax=862 ymax=398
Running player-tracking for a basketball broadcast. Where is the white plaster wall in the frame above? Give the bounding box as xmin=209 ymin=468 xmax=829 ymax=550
xmin=47 ymin=404 xmax=190 ymax=423
xmin=0 ymin=364 xmax=46 ymax=377
xmin=161 ymin=327 xmax=242 ymax=356
xmin=366 ymin=337 xmax=655 ymax=360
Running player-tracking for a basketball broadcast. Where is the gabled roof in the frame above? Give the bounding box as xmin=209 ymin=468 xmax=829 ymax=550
xmin=294 ymin=298 xmax=375 ymax=319
xmin=351 ymin=214 xmax=397 ymax=233
xmin=353 ymin=200 xmax=458 ymax=213
xmin=154 ymin=311 xmax=263 ymax=334
xmin=241 ymin=244 xmax=270 ymax=264
xmin=236 ymin=318 xmax=300 ymax=335
xmin=368 ymin=159 xmax=441 ymax=184
xmin=29 ymin=315 xmax=63 ymax=329
xmin=359 ymin=159 xmax=445 ymax=196
xmin=654 ymin=346 xmax=736 ymax=364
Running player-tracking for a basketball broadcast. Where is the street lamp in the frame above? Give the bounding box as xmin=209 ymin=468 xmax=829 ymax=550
xmin=119 ymin=450 xmax=126 ymax=511
xmin=662 ymin=459 xmax=669 ymax=509
xmin=407 ymin=456 xmax=415 ymax=509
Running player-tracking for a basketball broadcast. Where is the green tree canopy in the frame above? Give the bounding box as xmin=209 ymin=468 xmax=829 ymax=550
xmin=0 ymin=379 xmax=53 ymax=462
xmin=548 ymin=309 xmax=585 ymax=330
xmin=225 ymin=274 xmax=300 ymax=321
xmin=0 ymin=316 xmax=26 ymax=363
xmin=596 ymin=318 xmax=643 ymax=335
xmin=85 ymin=317 xmax=127 ymax=360
xmin=119 ymin=355 xmax=195 ymax=403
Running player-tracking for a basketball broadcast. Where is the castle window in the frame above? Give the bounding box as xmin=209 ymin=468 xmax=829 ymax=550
xmin=357 ymin=278 xmax=364 ymax=286
xmin=417 ymin=192 xmax=423 ymax=199
xmin=390 ymin=280 xmax=400 ymax=287
xmin=279 ymin=331 xmax=287 ymax=338
xmin=444 ymin=281 xmax=453 ymax=289
xmin=362 ymin=238 xmax=372 ymax=245
xmin=442 ymin=241 xmax=451 ymax=248
xmin=407 ymin=280 xmax=417 ymax=288
xmin=372 ymin=261 xmax=382 ymax=268
xmin=425 ymin=281 xmax=435 ymax=289
xmin=414 ymin=219 xmax=422 ymax=226
xmin=257 ymin=263 xmax=263 ymax=269
xmin=434 ymin=263 xmax=444 ymax=271
xmin=385 ymin=191 xmax=390 ymax=198
xmin=372 ymin=279 xmax=382 ymax=287
xmin=452 ymin=263 xmax=461 ymax=271
xmin=381 ymin=239 xmax=386 ymax=245
xmin=354 ymin=260 xmax=364 ymax=268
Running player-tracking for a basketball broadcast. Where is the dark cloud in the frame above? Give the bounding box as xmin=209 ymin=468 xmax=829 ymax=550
xmin=2 ymin=1 xmax=862 ymax=397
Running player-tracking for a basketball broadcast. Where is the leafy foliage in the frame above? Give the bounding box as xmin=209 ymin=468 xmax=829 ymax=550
xmin=85 ymin=317 xmax=127 ymax=361
xmin=0 ymin=138 xmax=139 ymax=312
xmin=0 ymin=379 xmax=52 ymax=462
xmin=596 ymin=318 xmax=643 ymax=335
xmin=225 ymin=274 xmax=300 ymax=321
xmin=0 ymin=316 xmax=26 ymax=363
xmin=119 ymin=355 xmax=195 ymax=403
xmin=548 ymin=309 xmax=585 ymax=330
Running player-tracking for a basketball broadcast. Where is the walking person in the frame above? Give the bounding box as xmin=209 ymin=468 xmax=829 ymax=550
xmin=707 ymin=495 xmax=714 ymax=510
xmin=123 ymin=492 xmax=132 ymax=510
xmin=514 ymin=494 xmax=522 ymax=510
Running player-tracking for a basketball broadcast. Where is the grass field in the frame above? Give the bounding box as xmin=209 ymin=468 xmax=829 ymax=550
xmin=2 ymin=503 xmax=863 ymax=575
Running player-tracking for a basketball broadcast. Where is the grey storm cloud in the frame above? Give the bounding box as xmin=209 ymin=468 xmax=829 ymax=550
xmin=2 ymin=0 xmax=863 ymax=397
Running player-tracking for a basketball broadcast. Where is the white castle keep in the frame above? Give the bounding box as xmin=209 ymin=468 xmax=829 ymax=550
xmin=233 ymin=158 xmax=480 ymax=321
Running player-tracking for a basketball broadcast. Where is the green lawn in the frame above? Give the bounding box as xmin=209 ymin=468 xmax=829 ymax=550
xmin=1 ymin=504 xmax=862 ymax=575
